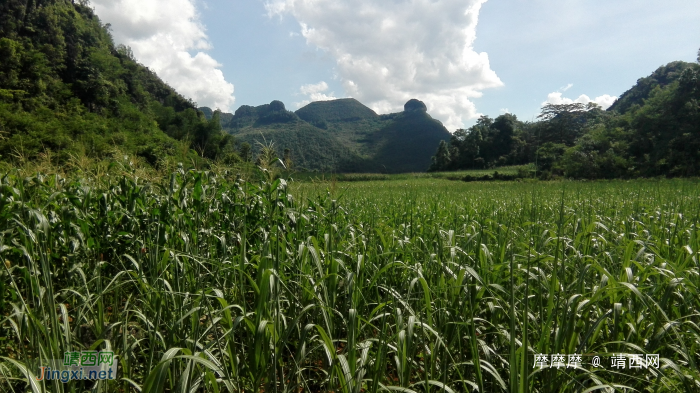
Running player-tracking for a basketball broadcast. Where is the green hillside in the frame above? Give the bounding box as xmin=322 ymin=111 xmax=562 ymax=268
xmin=430 ymin=60 xmax=700 ymax=178
xmin=607 ymin=61 xmax=698 ymax=114
xmin=9 ymin=0 xmax=695 ymax=179
xmin=225 ymin=119 xmax=361 ymax=172
xmin=295 ymin=97 xmax=379 ymax=127
xmin=370 ymin=107 xmax=452 ymax=173
xmin=222 ymin=98 xmax=451 ymax=172
xmin=0 ymin=0 xmax=235 ymax=168
xmin=0 ymin=0 xmax=448 ymax=176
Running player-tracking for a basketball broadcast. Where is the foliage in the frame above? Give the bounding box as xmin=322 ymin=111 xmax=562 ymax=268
xmin=431 ymin=61 xmax=700 ymax=179
xmin=296 ymin=98 xmax=379 ymax=123
xmin=429 ymin=140 xmax=451 ymax=171
xmin=607 ymin=61 xmax=697 ymax=114
xmin=537 ymin=102 xmax=604 ymax=146
xmin=0 ymin=0 xmax=237 ymax=167
xmin=431 ymin=114 xmax=530 ymax=171
xmin=1 ymin=169 xmax=699 ymax=392
xmin=620 ymin=67 xmax=700 ymax=177
xmin=225 ymin=99 xmax=451 ymax=173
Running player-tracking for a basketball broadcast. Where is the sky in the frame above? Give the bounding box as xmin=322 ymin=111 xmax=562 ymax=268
xmin=91 ymin=0 xmax=700 ymax=131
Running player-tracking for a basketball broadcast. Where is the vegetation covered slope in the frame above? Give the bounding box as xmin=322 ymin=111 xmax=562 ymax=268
xmin=607 ymin=61 xmax=698 ymax=114
xmin=218 ymin=100 xmax=362 ymax=172
xmin=430 ymin=59 xmax=700 ymax=179
xmin=0 ymin=0 xmax=235 ymax=167
xmin=0 ymin=1 xmax=448 ymax=174
xmin=295 ymin=97 xmax=379 ymax=127
xmin=367 ymin=100 xmax=452 ymax=173
xmin=221 ymin=98 xmax=451 ymax=173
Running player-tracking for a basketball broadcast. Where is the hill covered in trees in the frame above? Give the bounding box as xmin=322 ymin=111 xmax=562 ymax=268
xmin=201 ymin=98 xmax=451 ymax=173
xmin=430 ymin=58 xmax=700 ymax=179
xmin=0 ymin=0 xmax=236 ymax=169
xmin=3 ymin=1 xmax=697 ymax=178
xmin=0 ymin=0 xmax=450 ymax=174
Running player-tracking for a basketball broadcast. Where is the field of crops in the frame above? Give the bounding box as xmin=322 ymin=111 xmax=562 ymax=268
xmin=290 ymin=165 xmax=529 ymax=182
xmin=1 ymin=165 xmax=699 ymax=392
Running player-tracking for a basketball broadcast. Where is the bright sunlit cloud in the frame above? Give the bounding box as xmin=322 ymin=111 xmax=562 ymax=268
xmin=266 ymin=0 xmax=503 ymax=131
xmin=296 ymin=81 xmax=338 ymax=108
xmin=543 ymin=92 xmax=618 ymax=110
xmin=92 ymin=0 xmax=236 ymax=111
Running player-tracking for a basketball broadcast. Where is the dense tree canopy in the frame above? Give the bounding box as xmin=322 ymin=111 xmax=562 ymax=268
xmin=431 ymin=59 xmax=700 ymax=179
xmin=0 ymin=0 xmax=237 ymax=167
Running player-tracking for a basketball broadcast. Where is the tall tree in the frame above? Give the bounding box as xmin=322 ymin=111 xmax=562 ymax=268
xmin=429 ymin=140 xmax=451 ymax=172
xmin=537 ymin=103 xmax=589 ymax=145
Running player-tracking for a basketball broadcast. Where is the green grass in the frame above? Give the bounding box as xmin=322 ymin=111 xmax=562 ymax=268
xmin=1 ymin=166 xmax=699 ymax=392
xmin=290 ymin=165 xmax=530 ymax=182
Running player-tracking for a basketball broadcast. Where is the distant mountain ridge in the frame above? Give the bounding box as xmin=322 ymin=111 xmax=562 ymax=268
xmin=296 ymin=98 xmax=379 ymax=125
xmin=200 ymin=98 xmax=451 ymax=173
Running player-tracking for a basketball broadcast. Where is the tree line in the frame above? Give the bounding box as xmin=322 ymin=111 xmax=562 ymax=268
xmin=430 ymin=59 xmax=700 ymax=179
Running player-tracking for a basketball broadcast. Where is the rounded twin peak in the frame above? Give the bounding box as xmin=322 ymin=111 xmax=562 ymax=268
xmin=269 ymin=100 xmax=286 ymax=112
xmin=404 ymin=99 xmax=427 ymax=113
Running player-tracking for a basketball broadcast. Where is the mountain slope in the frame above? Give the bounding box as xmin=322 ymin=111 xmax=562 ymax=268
xmin=430 ymin=59 xmax=700 ymax=178
xmin=221 ymin=100 xmax=363 ymax=171
xmin=608 ymin=61 xmax=697 ymax=114
xmin=222 ymin=98 xmax=450 ymax=172
xmin=295 ymin=98 xmax=379 ymax=127
xmin=370 ymin=106 xmax=452 ymax=173
xmin=0 ymin=0 xmax=232 ymax=167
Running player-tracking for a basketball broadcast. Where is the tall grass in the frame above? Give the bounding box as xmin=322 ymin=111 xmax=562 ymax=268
xmin=1 ymin=164 xmax=699 ymax=392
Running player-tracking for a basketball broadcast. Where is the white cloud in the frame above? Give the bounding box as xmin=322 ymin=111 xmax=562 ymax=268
xmin=266 ymin=0 xmax=502 ymax=131
xmin=500 ymin=108 xmax=510 ymax=114
xmin=591 ymin=94 xmax=617 ymax=109
xmin=92 ymin=0 xmax=235 ymax=111
xmin=560 ymin=83 xmax=574 ymax=92
xmin=296 ymin=81 xmax=338 ymax=107
xmin=543 ymin=92 xmax=617 ymax=110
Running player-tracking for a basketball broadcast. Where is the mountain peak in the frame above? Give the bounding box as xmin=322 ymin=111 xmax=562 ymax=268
xmin=404 ymin=99 xmax=427 ymax=113
xmin=269 ymin=100 xmax=286 ymax=112
xmin=295 ymin=98 xmax=379 ymax=123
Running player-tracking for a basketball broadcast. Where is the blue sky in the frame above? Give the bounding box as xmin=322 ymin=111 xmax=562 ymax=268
xmin=93 ymin=0 xmax=700 ymax=130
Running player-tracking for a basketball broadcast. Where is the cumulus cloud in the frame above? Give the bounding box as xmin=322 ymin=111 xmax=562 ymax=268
xmin=266 ymin=0 xmax=502 ymax=131
xmin=92 ymin=0 xmax=235 ymax=111
xmin=296 ymin=81 xmax=338 ymax=107
xmin=543 ymin=92 xmax=617 ymax=110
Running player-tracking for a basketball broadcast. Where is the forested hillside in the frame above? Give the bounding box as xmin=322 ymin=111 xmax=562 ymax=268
xmin=366 ymin=99 xmax=452 ymax=173
xmin=5 ymin=1 xmax=696 ymax=177
xmin=213 ymin=98 xmax=451 ymax=172
xmin=0 ymin=0 xmax=449 ymax=174
xmin=430 ymin=58 xmax=700 ymax=178
xmin=0 ymin=0 xmax=236 ymax=168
